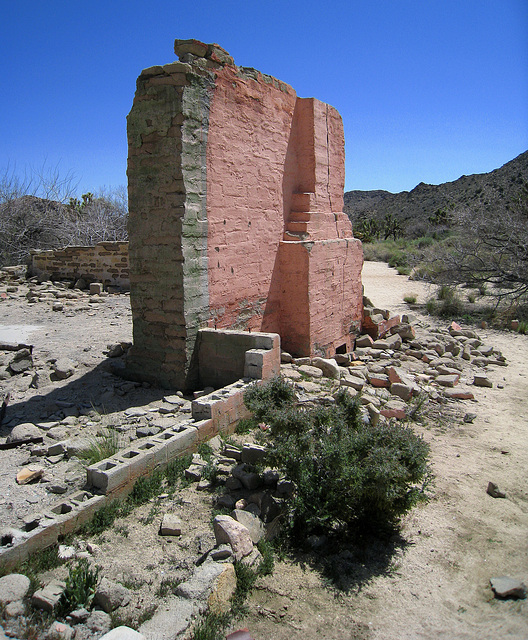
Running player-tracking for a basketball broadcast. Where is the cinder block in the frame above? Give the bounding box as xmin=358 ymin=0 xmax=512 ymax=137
xmin=87 ymin=459 xmax=129 ymax=494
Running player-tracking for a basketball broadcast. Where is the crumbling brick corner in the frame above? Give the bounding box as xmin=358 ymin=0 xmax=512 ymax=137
xmin=125 ymin=38 xmax=363 ymax=390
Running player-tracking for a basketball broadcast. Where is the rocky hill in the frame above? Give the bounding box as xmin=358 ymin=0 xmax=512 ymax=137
xmin=344 ymin=150 xmax=528 ymax=238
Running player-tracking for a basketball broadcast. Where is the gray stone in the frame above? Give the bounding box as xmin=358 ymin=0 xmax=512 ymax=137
xmin=8 ymin=357 xmax=33 ymax=374
xmin=292 ymin=357 xmax=311 ymax=366
xmin=298 ymin=364 xmax=323 ymax=378
xmin=47 ymin=483 xmax=68 ymax=494
xmin=0 ymin=573 xmax=31 ymax=604
xmin=46 ymin=621 xmax=74 ymax=640
xmin=48 ymin=427 xmax=69 ymax=440
xmin=367 ymin=403 xmax=380 ymax=427
xmin=175 ymin=561 xmax=225 ymax=600
xmin=223 ymin=444 xmax=242 ymax=460
xmin=224 ymin=477 xmax=242 ymax=492
xmin=86 ymin=610 xmax=112 ymax=634
xmin=209 ymin=544 xmax=232 ymax=561
xmin=47 ymin=441 xmax=67 ymax=456
xmin=32 ymin=580 xmax=65 ymax=612
xmin=490 ymin=576 xmax=526 ymax=599
xmin=65 ymin=437 xmax=92 ymax=458
xmin=5 ymin=599 xmax=26 ymax=618
xmin=311 ymin=357 xmax=340 ymax=378
xmin=355 ymin=334 xmax=374 ymax=348
xmin=473 ymin=374 xmax=493 ymax=388
xmin=259 ymin=493 xmax=283 ymax=523
xmin=241 ymin=443 xmax=267 ymax=464
xmin=136 ymin=426 xmax=161 ymax=438
xmin=340 ymin=374 xmax=364 ymax=391
xmin=124 ymin=407 xmax=148 ymax=417
xmin=390 ymin=383 xmax=413 ymax=401
xmin=52 ymin=358 xmax=76 ymax=380
xmin=213 ymin=515 xmax=253 ymax=560
xmin=69 ymin=607 xmax=90 ymax=622
xmin=435 ymin=374 xmax=460 ymax=387
xmin=99 ymin=627 xmax=145 ymax=640
xmin=139 ymin=596 xmax=194 ymax=640
xmin=94 ymin=578 xmax=131 ymax=613
xmin=159 ymin=514 xmax=183 ymax=536
xmin=232 ymin=464 xmax=261 ymax=490
xmin=6 ymin=422 xmax=42 ymax=443
xmin=385 ymin=333 xmax=402 ymax=350
xmin=487 ymin=482 xmax=506 ymax=499
xmin=230 ymin=509 xmax=265 ymax=543
xmin=263 ymin=469 xmax=280 ymax=486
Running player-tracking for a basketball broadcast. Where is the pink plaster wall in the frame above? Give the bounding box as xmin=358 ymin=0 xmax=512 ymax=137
xmin=206 ymin=65 xmax=297 ymax=332
xmin=205 ymin=59 xmax=363 ymax=356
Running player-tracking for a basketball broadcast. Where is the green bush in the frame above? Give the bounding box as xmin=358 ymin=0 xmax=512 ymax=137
xmin=245 ymin=381 xmax=431 ymax=543
xmin=58 ymin=558 xmax=99 ymax=616
xmin=243 ymin=376 xmax=296 ymax=423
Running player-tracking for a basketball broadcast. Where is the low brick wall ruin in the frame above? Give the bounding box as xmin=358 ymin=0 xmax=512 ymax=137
xmin=29 ymin=241 xmax=129 ymax=289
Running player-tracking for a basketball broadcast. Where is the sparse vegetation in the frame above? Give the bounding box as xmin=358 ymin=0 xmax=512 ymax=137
xmin=155 ymin=576 xmax=182 ymax=598
xmin=244 ymin=378 xmax=431 ymax=543
xmin=78 ymin=428 xmax=121 ymax=465
xmin=57 ymin=558 xmax=99 ymax=616
xmin=404 ymin=293 xmax=418 ymax=304
xmin=80 ymin=456 xmax=192 ymax=536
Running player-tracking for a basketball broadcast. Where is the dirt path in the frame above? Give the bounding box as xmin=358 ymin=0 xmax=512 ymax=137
xmin=237 ymin=262 xmax=528 ymax=640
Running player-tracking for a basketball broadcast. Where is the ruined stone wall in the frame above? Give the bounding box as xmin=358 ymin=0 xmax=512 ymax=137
xmin=29 ymin=242 xmax=129 ymax=288
xmin=126 ymin=39 xmax=363 ymax=390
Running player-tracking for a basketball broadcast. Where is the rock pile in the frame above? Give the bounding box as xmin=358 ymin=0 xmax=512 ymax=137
xmin=280 ymin=314 xmax=506 ymax=426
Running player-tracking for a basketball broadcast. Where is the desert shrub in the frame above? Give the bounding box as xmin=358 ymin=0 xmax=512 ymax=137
xmin=245 ymin=381 xmax=431 ymax=543
xmin=434 ymin=286 xmax=464 ymax=318
xmin=404 ymin=293 xmax=417 ymax=304
xmin=57 ymin=558 xmax=99 ymax=616
xmin=243 ymin=376 xmax=296 ymax=423
xmin=425 ymin=298 xmax=436 ymax=314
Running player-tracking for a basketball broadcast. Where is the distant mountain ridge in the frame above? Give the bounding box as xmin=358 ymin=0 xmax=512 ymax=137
xmin=344 ymin=150 xmax=528 ymax=238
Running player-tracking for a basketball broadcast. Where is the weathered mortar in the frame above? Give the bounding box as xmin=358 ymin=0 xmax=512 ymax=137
xmin=126 ymin=39 xmax=363 ymax=390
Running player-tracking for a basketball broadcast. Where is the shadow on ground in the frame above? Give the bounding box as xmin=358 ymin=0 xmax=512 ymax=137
xmin=294 ymin=529 xmax=411 ymax=594
xmin=0 ymin=357 xmax=175 ymax=436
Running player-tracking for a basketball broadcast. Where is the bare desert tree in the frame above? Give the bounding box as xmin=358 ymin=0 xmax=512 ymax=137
xmin=66 ymin=186 xmax=128 ymax=246
xmin=425 ymin=188 xmax=528 ymax=300
xmin=0 ymin=165 xmax=128 ymax=267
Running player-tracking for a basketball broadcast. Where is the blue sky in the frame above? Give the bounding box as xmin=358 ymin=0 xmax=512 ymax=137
xmin=2 ymin=0 xmax=527 ymax=195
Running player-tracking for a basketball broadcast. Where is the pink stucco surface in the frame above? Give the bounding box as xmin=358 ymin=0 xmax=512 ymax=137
xmin=206 ymin=65 xmax=297 ymax=332
xmin=206 ymin=63 xmax=363 ymax=356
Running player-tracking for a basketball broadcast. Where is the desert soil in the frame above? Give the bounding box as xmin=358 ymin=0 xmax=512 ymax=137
xmin=0 ymin=262 xmax=527 ymax=640
xmin=237 ymin=263 xmax=528 ymax=640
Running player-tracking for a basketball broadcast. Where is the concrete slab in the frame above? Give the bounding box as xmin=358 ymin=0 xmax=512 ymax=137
xmin=0 ymin=325 xmax=42 ymax=343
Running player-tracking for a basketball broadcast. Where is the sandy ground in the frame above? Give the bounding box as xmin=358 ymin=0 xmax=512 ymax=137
xmin=1 ymin=263 xmax=527 ymax=639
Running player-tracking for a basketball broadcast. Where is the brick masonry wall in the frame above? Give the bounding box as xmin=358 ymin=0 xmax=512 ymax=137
xmin=29 ymin=242 xmax=129 ymax=288
xmin=126 ymin=39 xmax=364 ymax=390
